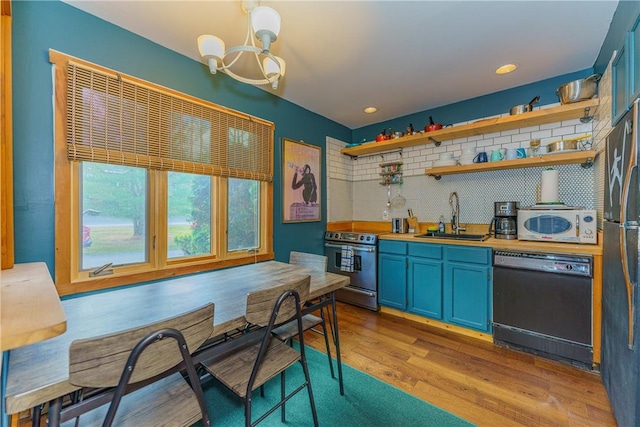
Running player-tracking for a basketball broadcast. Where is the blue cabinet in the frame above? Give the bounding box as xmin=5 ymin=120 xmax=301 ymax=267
xmin=444 ymin=246 xmax=492 ymax=332
xmin=612 ymin=15 xmax=640 ymax=125
xmin=408 ymin=243 xmax=443 ymax=318
xmin=378 ymin=241 xmax=407 ymax=309
xmin=378 ymin=240 xmax=492 ymax=333
xmin=612 ymin=36 xmax=629 ymax=125
xmin=632 ymin=16 xmax=640 ymax=104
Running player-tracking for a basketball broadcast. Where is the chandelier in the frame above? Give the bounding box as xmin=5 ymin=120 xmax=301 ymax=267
xmin=197 ymin=1 xmax=286 ymax=90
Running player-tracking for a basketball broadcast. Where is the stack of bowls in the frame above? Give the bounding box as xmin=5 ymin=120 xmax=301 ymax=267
xmin=433 ymin=152 xmax=457 ymax=167
xmin=459 ymin=147 xmax=477 ymax=165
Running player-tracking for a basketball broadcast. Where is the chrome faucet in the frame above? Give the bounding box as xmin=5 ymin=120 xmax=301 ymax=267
xmin=449 ymin=192 xmax=466 ymax=234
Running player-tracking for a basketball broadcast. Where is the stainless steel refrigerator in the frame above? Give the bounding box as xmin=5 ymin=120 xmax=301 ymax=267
xmin=603 ymin=98 xmax=640 ymax=427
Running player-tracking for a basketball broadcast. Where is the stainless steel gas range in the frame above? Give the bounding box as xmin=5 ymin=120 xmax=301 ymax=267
xmin=324 ymin=231 xmax=378 ymax=311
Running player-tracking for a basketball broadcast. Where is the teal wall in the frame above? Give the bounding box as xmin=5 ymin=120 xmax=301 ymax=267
xmin=12 ymin=1 xmax=639 ymax=276
xmin=352 ymin=69 xmax=593 ymax=144
xmin=11 ymin=0 xmax=352 ymax=274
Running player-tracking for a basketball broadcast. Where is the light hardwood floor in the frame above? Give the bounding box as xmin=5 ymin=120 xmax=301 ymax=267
xmin=17 ymin=301 xmax=616 ymax=427
xmin=304 ymin=302 xmax=617 ymax=427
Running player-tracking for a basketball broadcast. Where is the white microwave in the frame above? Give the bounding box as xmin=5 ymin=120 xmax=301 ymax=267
xmin=517 ymin=209 xmax=597 ymax=244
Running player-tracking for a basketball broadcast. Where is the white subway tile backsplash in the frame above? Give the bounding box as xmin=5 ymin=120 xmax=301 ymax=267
xmin=551 ymin=126 xmax=578 ymax=137
xmin=500 ymin=128 xmax=520 ymax=136
xmin=493 ymin=135 xmax=512 ymax=145
xmin=327 ymin=106 xmax=597 ymax=223
xmin=531 ymin=129 xmax=553 ymax=139
xmin=519 ymin=125 xmax=540 ymax=133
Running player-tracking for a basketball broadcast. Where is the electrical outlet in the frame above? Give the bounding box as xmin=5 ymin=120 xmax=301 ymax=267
xmin=383 ymin=210 xmax=389 ymax=220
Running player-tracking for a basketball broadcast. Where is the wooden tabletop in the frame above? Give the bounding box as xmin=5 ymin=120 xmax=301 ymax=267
xmin=1 ymin=263 xmax=67 ymax=351
xmin=4 ymin=261 xmax=349 ymax=414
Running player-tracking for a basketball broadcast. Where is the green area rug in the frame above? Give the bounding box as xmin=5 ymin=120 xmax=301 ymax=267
xmin=196 ymin=345 xmax=474 ymax=426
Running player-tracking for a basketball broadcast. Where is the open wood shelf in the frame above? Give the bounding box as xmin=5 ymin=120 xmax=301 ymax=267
xmin=341 ymin=99 xmax=599 ymax=158
xmin=425 ymin=149 xmax=596 ymax=179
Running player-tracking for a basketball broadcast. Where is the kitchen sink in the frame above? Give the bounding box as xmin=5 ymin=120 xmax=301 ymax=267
xmin=414 ymin=232 xmax=490 ymax=242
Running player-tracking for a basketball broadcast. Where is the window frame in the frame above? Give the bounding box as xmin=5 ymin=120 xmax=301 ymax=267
xmin=52 ymin=50 xmax=274 ymax=296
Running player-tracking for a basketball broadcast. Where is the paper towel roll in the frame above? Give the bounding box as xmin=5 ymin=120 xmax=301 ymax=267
xmin=540 ymin=169 xmax=559 ymax=203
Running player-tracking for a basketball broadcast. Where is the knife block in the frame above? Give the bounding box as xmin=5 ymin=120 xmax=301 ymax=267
xmin=407 ymin=216 xmax=419 ymax=233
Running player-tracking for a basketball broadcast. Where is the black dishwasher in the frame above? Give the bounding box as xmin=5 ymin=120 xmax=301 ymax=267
xmin=493 ymin=250 xmax=593 ymax=366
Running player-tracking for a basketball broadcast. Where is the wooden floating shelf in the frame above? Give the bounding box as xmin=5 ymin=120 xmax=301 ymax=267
xmin=341 ymin=99 xmax=599 ymax=158
xmin=425 ymin=150 xmax=597 ymax=178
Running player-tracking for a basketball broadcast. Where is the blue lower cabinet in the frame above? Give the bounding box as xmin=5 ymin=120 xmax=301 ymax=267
xmin=379 ymin=240 xmax=492 ymax=333
xmin=445 ymin=263 xmax=492 ymax=331
xmin=378 ymin=253 xmax=407 ymax=309
xmin=444 ymin=246 xmax=492 ymax=332
xmin=408 ymin=257 xmax=443 ymax=318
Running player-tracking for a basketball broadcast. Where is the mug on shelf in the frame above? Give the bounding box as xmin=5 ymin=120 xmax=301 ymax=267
xmin=516 ymin=148 xmax=527 ymax=159
xmin=473 ymin=151 xmax=488 ymax=163
xmin=490 ymin=150 xmax=504 ymax=162
xmin=506 ymin=148 xmax=518 ymax=160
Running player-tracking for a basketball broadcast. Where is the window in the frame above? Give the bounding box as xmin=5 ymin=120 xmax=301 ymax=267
xmin=168 ymin=171 xmax=212 ymax=259
xmin=51 ymin=51 xmax=274 ymax=294
xmin=81 ymin=162 xmax=148 ymax=270
xmin=228 ymin=178 xmax=259 ymax=252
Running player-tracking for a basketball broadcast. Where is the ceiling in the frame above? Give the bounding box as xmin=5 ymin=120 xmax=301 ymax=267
xmin=62 ymin=1 xmax=619 ymax=130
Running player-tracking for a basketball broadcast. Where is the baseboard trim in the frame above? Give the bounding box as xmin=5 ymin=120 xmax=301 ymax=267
xmin=380 ymin=306 xmax=493 ymax=343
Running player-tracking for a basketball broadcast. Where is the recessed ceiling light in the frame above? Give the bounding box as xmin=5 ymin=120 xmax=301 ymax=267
xmin=363 ymin=107 xmax=378 ymax=114
xmin=495 ymin=63 xmax=518 ymax=75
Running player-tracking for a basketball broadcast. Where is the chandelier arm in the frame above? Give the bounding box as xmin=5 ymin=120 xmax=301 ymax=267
xmin=219 ymin=46 xmax=281 ymax=85
xmin=221 ymin=12 xmax=254 ymax=71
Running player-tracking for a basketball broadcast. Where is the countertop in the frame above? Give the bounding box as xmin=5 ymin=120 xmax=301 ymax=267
xmin=378 ymin=232 xmax=603 ymax=256
xmin=1 ymin=262 xmax=67 ymax=351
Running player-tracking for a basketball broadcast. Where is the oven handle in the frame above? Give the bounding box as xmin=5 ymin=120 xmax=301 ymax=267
xmin=341 ymin=286 xmax=376 ymax=298
xmin=324 ymin=243 xmax=376 ymax=253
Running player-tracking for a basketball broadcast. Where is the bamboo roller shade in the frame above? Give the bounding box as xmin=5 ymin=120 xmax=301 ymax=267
xmin=66 ymin=62 xmax=274 ymax=181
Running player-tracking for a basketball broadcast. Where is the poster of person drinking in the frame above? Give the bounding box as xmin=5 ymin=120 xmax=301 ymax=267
xmin=282 ymin=138 xmax=321 ymax=222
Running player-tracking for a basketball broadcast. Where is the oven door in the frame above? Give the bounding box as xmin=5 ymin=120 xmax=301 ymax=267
xmin=324 ymin=242 xmax=378 ymax=311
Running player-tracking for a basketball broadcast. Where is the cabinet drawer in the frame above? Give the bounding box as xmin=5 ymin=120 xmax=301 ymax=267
xmin=408 ymin=243 xmax=443 ymax=259
xmin=379 ymin=240 xmax=407 ymax=255
xmin=446 ymin=246 xmax=491 ymax=265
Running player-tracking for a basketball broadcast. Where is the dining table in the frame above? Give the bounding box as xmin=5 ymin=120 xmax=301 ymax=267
xmin=3 ymin=260 xmax=350 ymax=424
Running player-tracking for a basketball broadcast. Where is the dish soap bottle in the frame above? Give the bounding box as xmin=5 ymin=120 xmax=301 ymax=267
xmin=438 ymin=215 xmax=446 ymax=233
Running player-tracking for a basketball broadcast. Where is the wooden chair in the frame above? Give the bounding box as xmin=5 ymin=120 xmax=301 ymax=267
xmin=54 ymin=304 xmax=214 ymax=427
xmin=200 ymin=275 xmax=319 ymax=427
xmin=272 ymin=252 xmax=335 ymax=379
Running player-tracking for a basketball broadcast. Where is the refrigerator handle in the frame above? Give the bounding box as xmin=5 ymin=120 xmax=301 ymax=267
xmin=619 ymin=225 xmax=636 ymax=349
xmin=620 ymin=117 xmax=637 ymax=349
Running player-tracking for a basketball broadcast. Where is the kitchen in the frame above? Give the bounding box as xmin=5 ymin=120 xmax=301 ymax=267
xmin=2 ymin=1 xmax=640 ymax=427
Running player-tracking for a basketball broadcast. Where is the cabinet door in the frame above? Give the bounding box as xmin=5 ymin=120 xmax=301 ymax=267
xmin=613 ymin=37 xmax=629 ymax=125
xmin=378 ymin=253 xmax=407 ymax=309
xmin=408 ymin=257 xmax=443 ymax=319
xmin=444 ymin=263 xmax=492 ymax=332
xmin=631 ymin=16 xmax=640 ymax=103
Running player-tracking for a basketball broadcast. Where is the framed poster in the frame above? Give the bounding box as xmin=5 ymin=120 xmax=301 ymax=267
xmin=282 ymin=138 xmax=321 ymax=223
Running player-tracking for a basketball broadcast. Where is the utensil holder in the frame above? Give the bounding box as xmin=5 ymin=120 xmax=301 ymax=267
xmin=407 ymin=216 xmax=419 ymax=233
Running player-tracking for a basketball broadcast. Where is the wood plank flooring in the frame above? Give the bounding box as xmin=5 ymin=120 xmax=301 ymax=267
xmin=17 ymin=301 xmax=616 ymax=427
xmin=304 ymin=302 xmax=616 ymax=427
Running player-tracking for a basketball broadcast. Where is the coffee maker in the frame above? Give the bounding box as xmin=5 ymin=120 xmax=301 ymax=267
xmin=489 ymin=201 xmax=519 ymax=239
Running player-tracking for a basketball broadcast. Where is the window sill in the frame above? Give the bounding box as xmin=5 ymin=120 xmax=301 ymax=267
xmin=58 ymin=252 xmax=275 ymax=296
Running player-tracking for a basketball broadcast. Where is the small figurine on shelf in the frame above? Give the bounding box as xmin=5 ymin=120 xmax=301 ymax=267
xmin=407 ymin=123 xmax=415 ymax=135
